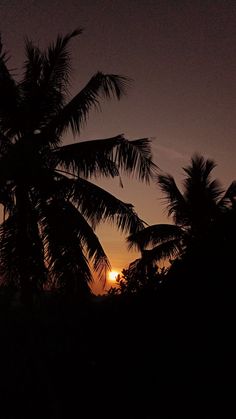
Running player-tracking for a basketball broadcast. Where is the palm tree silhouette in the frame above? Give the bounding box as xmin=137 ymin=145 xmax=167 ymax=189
xmin=128 ymin=154 xmax=236 ymax=280
xmin=0 ymin=30 xmax=157 ymax=302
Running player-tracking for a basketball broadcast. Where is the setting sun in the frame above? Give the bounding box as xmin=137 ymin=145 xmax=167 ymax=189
xmin=108 ymin=271 xmax=119 ymax=282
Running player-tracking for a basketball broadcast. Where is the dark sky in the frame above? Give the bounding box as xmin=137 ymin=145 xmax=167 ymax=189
xmin=1 ymin=0 xmax=236 ymax=290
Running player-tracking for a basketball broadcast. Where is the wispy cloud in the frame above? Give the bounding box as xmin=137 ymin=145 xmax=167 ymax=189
xmin=151 ymin=139 xmax=188 ymax=161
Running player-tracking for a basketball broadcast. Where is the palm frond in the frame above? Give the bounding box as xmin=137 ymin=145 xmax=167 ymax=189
xmin=217 ymin=180 xmax=236 ymax=209
xmin=182 ymin=156 xmax=223 ymax=229
xmin=0 ymin=35 xmax=14 ymax=85
xmin=43 ymin=28 xmax=83 ymax=92
xmin=40 ymin=199 xmax=93 ymax=288
xmin=0 ymin=36 xmax=19 ymax=137
xmin=128 ymin=223 xmax=184 ymax=251
xmin=57 ymin=175 xmax=145 ymax=234
xmin=207 ymin=179 xmax=224 ymax=200
xmin=20 ymin=30 xmax=82 ymax=135
xmin=69 ymin=207 xmax=111 ymax=282
xmin=158 ymin=173 xmax=187 ymax=224
xmin=183 ymin=154 xmax=216 ymax=181
xmin=43 ymin=72 xmax=130 ymax=138
xmin=113 ymin=136 xmax=158 ymax=182
xmin=53 ymin=134 xmax=157 ymax=181
xmin=23 ymin=39 xmax=43 ymax=87
xmin=53 ymin=135 xmax=121 ymax=178
xmin=141 ymin=238 xmax=183 ymax=263
xmin=49 ymin=199 xmax=110 ymax=280
xmin=21 ymin=39 xmax=62 ymax=132
xmin=183 ymin=155 xmax=223 ymax=202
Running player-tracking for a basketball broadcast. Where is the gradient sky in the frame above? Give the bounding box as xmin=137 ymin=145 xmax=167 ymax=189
xmin=1 ymin=0 xmax=236 ymax=292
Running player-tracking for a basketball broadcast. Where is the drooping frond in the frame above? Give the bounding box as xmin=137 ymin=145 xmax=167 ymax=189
xmin=206 ymin=179 xmax=224 ymax=201
xmin=43 ymin=72 xmax=130 ymax=138
xmin=53 ymin=135 xmax=121 ymax=178
xmin=126 ymin=237 xmax=182 ymax=283
xmin=58 ymin=175 xmax=145 ymax=234
xmin=0 ymin=30 xmax=158 ymax=297
xmin=65 ymin=204 xmax=111 ymax=281
xmin=40 ymin=199 xmax=92 ymax=288
xmin=128 ymin=224 xmax=184 ymax=251
xmin=113 ymin=136 xmax=158 ymax=182
xmin=141 ymin=238 xmax=183 ymax=263
xmin=47 ymin=199 xmax=110 ymax=280
xmin=53 ymin=134 xmax=157 ymax=181
xmin=217 ymin=180 xmax=236 ymax=210
xmin=158 ymin=173 xmax=187 ymax=224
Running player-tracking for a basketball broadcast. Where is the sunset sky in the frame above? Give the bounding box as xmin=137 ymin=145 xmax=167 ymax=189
xmin=1 ymin=0 xmax=236 ymax=292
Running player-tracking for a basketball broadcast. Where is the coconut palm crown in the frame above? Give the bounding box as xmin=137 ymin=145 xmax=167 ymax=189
xmin=128 ymin=154 xmax=236 ymax=272
xmin=0 ymin=29 xmax=157 ymax=299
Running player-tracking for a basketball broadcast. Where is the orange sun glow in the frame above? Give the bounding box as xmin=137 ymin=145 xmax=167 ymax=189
xmin=108 ymin=271 xmax=119 ymax=281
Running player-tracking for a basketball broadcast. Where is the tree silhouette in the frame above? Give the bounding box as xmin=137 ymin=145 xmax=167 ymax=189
xmin=128 ymin=154 xmax=236 ymax=279
xmin=0 ymin=30 xmax=157 ymax=303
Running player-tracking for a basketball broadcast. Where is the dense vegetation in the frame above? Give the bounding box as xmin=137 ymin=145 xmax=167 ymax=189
xmin=0 ymin=32 xmax=234 ymax=418
xmin=117 ymin=154 xmax=236 ymax=294
xmin=0 ymin=30 xmax=156 ymax=304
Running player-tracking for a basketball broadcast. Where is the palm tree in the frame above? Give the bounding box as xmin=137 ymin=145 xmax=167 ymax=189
xmin=0 ymin=30 xmax=157 ymax=302
xmin=127 ymin=154 xmax=236 ymax=279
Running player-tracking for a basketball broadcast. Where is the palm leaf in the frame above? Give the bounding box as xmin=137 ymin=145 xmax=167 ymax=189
xmin=50 ymin=199 xmax=110 ymax=280
xmin=113 ymin=137 xmax=158 ymax=182
xmin=158 ymin=173 xmax=187 ymax=224
xmin=183 ymin=154 xmax=216 ymax=181
xmin=128 ymin=223 xmax=184 ymax=251
xmin=54 ymin=135 xmax=157 ymax=182
xmin=20 ymin=30 xmax=82 ymax=135
xmin=217 ymin=180 xmax=236 ymax=209
xmin=23 ymin=39 xmax=43 ymax=87
xmin=43 ymin=28 xmax=83 ymax=92
xmin=43 ymin=72 xmax=130 ymax=138
xmin=53 ymin=135 xmax=121 ymax=178
xmin=141 ymin=238 xmax=183 ymax=263
xmin=183 ymin=155 xmax=223 ymax=203
xmin=21 ymin=39 xmax=61 ymax=132
xmin=0 ymin=36 xmax=19 ymax=137
xmin=54 ymin=174 xmax=144 ymax=233
xmin=40 ymin=199 xmax=93 ymax=288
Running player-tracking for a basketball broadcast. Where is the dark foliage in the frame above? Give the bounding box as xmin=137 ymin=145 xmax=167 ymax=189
xmin=0 ymin=269 xmax=234 ymax=419
xmin=0 ymin=31 xmax=157 ymax=302
xmin=127 ymin=154 xmax=236 ymax=286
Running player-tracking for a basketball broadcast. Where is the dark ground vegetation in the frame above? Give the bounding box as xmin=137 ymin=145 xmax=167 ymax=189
xmin=0 ymin=267 xmax=234 ymax=419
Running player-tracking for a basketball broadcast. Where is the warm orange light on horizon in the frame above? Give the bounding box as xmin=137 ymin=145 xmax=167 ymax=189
xmin=108 ymin=271 xmax=119 ymax=282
